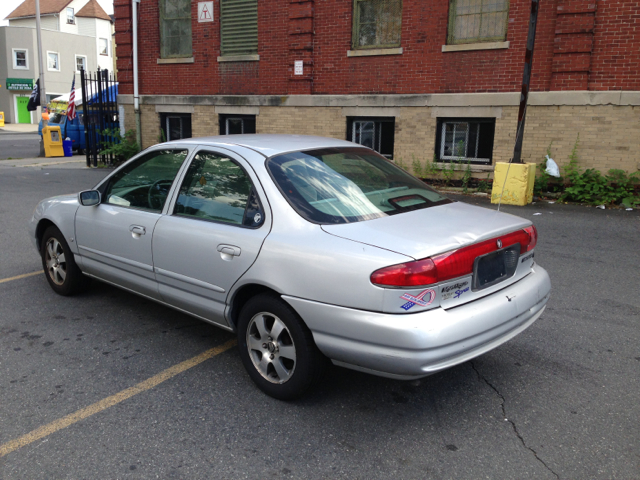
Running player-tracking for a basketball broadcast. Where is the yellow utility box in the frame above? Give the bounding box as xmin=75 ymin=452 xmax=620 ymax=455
xmin=491 ymin=162 xmax=536 ymax=206
xmin=0 ymin=112 xmax=4 ymax=127
xmin=42 ymin=125 xmax=65 ymax=158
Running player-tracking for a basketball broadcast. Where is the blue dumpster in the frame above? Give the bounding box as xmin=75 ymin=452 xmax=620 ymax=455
xmin=63 ymin=139 xmax=73 ymax=157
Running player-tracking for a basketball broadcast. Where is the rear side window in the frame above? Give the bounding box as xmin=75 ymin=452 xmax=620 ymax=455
xmin=174 ymin=150 xmax=264 ymax=227
xmin=267 ymin=147 xmax=451 ymax=225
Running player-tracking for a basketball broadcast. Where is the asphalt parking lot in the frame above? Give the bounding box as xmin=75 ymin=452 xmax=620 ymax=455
xmin=1 ymin=160 xmax=639 ymax=479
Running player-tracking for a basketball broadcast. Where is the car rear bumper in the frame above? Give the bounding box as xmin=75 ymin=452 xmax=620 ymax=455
xmin=283 ymin=265 xmax=551 ymax=380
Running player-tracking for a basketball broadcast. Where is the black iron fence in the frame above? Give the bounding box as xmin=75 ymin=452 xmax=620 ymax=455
xmin=80 ymin=69 xmax=119 ymax=167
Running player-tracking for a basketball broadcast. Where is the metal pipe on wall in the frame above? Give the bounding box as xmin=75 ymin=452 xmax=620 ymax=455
xmin=132 ymin=0 xmax=142 ymax=148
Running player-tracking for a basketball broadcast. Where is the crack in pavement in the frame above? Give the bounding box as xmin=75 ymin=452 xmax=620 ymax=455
xmin=470 ymin=361 xmax=560 ymax=479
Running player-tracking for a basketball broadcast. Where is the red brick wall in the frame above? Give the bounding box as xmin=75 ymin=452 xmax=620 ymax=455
xmin=115 ymin=0 xmax=638 ymax=97
xmin=589 ymin=1 xmax=640 ymax=91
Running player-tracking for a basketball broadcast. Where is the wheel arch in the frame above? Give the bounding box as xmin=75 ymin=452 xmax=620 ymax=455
xmin=35 ymin=218 xmax=57 ymax=251
xmin=227 ymin=283 xmax=283 ymax=332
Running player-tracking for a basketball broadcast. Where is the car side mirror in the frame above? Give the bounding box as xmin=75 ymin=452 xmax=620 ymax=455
xmin=78 ymin=190 xmax=101 ymax=206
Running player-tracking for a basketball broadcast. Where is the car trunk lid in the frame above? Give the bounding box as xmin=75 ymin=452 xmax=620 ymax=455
xmin=321 ymin=201 xmax=531 ymax=260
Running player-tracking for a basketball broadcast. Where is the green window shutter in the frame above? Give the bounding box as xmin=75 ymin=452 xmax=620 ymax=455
xmin=220 ymin=0 xmax=258 ymax=56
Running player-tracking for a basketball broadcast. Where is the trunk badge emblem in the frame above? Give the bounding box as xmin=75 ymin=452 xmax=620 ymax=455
xmin=497 ymin=239 xmax=503 ymax=248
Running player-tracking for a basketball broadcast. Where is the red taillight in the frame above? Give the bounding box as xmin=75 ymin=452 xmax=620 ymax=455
xmin=523 ymin=225 xmax=537 ymax=252
xmin=370 ymin=258 xmax=437 ymax=287
xmin=371 ymin=226 xmax=538 ymax=287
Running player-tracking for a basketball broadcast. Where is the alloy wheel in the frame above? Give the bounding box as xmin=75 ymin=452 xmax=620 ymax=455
xmin=246 ymin=312 xmax=297 ymax=384
xmin=45 ymin=237 xmax=67 ymax=286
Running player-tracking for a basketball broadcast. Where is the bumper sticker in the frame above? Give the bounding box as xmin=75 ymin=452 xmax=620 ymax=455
xmin=400 ymin=288 xmax=436 ymax=311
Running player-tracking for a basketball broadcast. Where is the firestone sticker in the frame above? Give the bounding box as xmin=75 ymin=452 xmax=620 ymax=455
xmin=400 ymin=288 xmax=436 ymax=311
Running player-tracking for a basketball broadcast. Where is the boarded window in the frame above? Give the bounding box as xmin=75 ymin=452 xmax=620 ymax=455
xmin=447 ymin=0 xmax=509 ymax=45
xmin=352 ymin=0 xmax=402 ymax=49
xmin=435 ymin=118 xmax=495 ymax=164
xmin=220 ymin=0 xmax=258 ymax=56
xmin=160 ymin=0 xmax=192 ymax=58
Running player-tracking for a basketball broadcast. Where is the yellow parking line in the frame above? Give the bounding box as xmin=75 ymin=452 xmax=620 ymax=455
xmin=0 ymin=338 xmax=237 ymax=457
xmin=0 ymin=271 xmax=41 ymax=284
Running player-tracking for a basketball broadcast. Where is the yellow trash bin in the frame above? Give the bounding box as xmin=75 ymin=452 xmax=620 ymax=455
xmin=0 ymin=112 xmax=4 ymax=127
xmin=42 ymin=125 xmax=65 ymax=158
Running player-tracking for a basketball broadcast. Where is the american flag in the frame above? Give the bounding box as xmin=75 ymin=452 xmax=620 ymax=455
xmin=66 ymin=77 xmax=76 ymax=121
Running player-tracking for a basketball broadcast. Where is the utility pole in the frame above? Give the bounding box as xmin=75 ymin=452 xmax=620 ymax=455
xmin=35 ymin=0 xmax=47 ymax=156
xmin=512 ymin=0 xmax=541 ymax=163
xmin=35 ymin=0 xmax=47 ymax=117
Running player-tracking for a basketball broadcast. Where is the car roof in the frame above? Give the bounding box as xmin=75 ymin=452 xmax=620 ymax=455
xmin=164 ymin=134 xmax=359 ymax=158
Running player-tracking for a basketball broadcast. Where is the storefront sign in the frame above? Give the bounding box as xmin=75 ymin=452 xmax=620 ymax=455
xmin=6 ymin=78 xmax=34 ymax=91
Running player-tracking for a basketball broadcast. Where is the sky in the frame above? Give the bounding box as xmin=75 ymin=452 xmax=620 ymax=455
xmin=0 ymin=0 xmax=114 ymax=26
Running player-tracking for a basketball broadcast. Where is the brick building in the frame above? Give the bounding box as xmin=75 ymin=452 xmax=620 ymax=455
xmin=115 ymin=0 xmax=640 ymax=175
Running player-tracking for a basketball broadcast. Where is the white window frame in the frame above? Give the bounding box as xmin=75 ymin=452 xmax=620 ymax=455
xmin=439 ymin=121 xmax=490 ymax=163
xmin=12 ymin=48 xmax=29 ymax=70
xmin=66 ymin=7 xmax=75 ymax=24
xmin=75 ymin=55 xmax=87 ymax=73
xmin=99 ymin=38 xmax=109 ymax=56
xmin=47 ymin=51 xmax=60 ymax=71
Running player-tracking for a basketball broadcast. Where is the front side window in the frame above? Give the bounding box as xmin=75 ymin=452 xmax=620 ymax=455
xmin=220 ymin=0 xmax=258 ymax=56
xmin=160 ymin=113 xmax=192 ymax=141
xmin=175 ymin=151 xmax=264 ymax=227
xmin=347 ymin=117 xmax=395 ymax=159
xmin=76 ymin=55 xmax=87 ymax=72
xmin=13 ymin=49 xmax=28 ymax=69
xmin=67 ymin=7 xmax=75 ymax=24
xmin=436 ymin=118 xmax=495 ymax=164
xmin=352 ymin=0 xmax=402 ymax=49
xmin=103 ymin=149 xmax=189 ymax=211
xmin=99 ymin=38 xmax=109 ymax=56
xmin=447 ymin=0 xmax=509 ymax=45
xmin=267 ymin=147 xmax=450 ymax=225
xmin=47 ymin=52 xmax=59 ymax=71
xmin=219 ymin=114 xmax=256 ymax=135
xmin=160 ymin=0 xmax=192 ymax=58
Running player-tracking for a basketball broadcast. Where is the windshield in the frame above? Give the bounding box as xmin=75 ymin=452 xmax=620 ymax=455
xmin=266 ymin=147 xmax=451 ymax=224
xmin=48 ymin=113 xmax=66 ymax=125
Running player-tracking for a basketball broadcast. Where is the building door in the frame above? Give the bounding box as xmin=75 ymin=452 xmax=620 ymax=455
xmin=16 ymin=96 xmax=31 ymax=124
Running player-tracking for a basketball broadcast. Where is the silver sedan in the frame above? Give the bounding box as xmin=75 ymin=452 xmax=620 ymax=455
xmin=29 ymin=135 xmax=551 ymax=399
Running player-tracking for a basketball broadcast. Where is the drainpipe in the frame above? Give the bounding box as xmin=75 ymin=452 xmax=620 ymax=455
xmin=132 ymin=0 xmax=142 ymax=148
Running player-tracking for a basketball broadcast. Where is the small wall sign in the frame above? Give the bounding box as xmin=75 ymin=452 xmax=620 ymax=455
xmin=294 ymin=60 xmax=303 ymax=75
xmin=198 ymin=2 xmax=214 ymax=22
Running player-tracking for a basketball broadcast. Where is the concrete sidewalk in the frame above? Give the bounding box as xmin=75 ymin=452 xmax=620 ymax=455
xmin=0 ymin=124 xmax=40 ymax=134
xmin=0 ymin=156 xmax=87 ymax=168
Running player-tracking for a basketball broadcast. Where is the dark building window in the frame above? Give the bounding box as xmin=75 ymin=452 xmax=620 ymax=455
xmin=447 ymin=0 xmax=509 ymax=45
xmin=435 ymin=118 xmax=495 ymax=164
xmin=219 ymin=115 xmax=256 ymax=135
xmin=160 ymin=113 xmax=192 ymax=141
xmin=159 ymin=0 xmax=192 ymax=58
xmin=220 ymin=0 xmax=258 ymax=56
xmin=347 ymin=117 xmax=395 ymax=159
xmin=352 ymin=0 xmax=402 ymax=49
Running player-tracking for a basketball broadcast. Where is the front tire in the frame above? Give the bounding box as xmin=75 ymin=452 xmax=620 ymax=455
xmin=40 ymin=226 xmax=86 ymax=296
xmin=237 ymin=294 xmax=325 ymax=400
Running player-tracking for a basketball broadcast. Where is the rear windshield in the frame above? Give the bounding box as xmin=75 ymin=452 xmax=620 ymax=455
xmin=266 ymin=147 xmax=451 ymax=224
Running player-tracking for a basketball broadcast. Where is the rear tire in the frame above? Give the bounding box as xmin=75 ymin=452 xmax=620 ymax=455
xmin=40 ymin=226 xmax=87 ymax=296
xmin=237 ymin=294 xmax=325 ymax=400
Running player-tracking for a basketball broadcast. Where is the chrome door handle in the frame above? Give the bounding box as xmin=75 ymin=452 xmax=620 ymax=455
xmin=129 ymin=225 xmax=146 ymax=235
xmin=217 ymin=244 xmax=241 ymax=257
